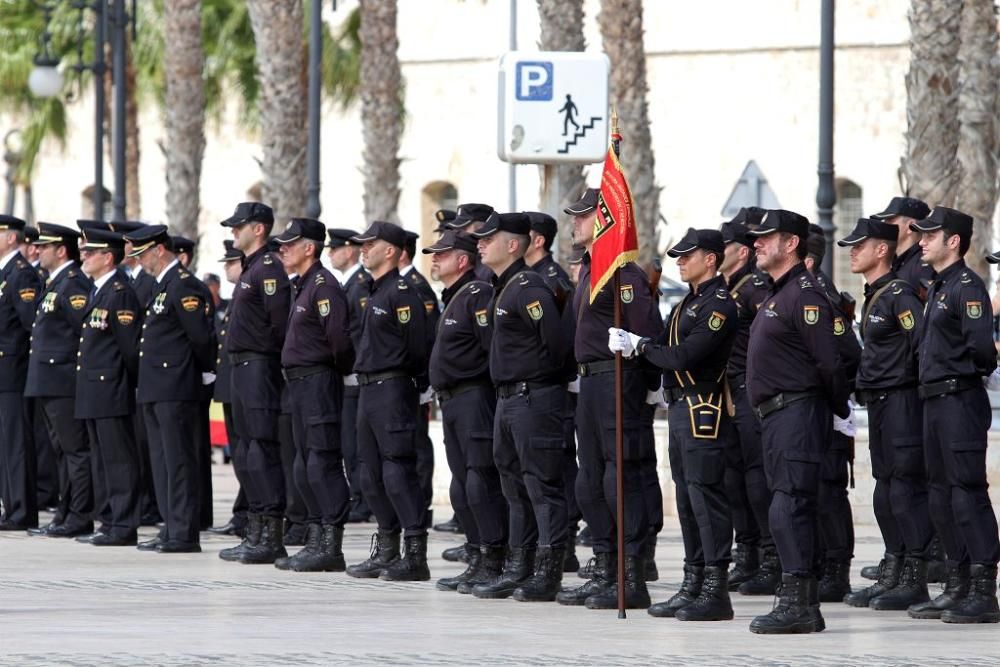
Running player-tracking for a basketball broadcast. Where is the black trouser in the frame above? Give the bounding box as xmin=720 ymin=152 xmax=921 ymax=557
xmin=639 ymin=402 xmax=663 ymax=549
xmin=494 ymin=383 xmax=568 ymax=549
xmin=356 ymin=376 xmax=426 ymax=537
xmin=230 ymin=357 xmax=285 ymax=517
xmin=575 ymin=370 xmax=649 ymax=556
xmin=867 ymin=387 xmax=933 ymax=558
xmin=667 ymin=400 xmax=733 ymax=567
xmin=728 ymin=385 xmax=773 ymax=551
xmin=563 ymin=390 xmax=581 ymax=528
xmin=287 ymin=369 xmax=350 ymax=527
xmin=416 ymin=402 xmax=434 ymax=511
xmin=134 ymin=408 xmax=160 ymax=521
xmin=440 ymin=384 xmax=507 ymax=547
xmin=817 ymin=432 xmax=854 ymax=563
xmin=39 ymin=396 xmax=92 ymax=529
xmin=86 ymin=416 xmax=140 ymax=539
xmin=222 ymin=403 xmax=248 ymax=528
xmin=197 ymin=398 xmax=214 ymax=530
xmin=923 ymin=386 xmax=1000 ymax=566
xmin=31 ymin=398 xmax=59 ymax=510
xmin=143 ymin=400 xmax=200 ymax=544
xmin=341 ymin=383 xmax=369 ymax=514
xmin=0 ymin=391 xmax=37 ymax=527
xmin=760 ymin=396 xmax=829 ymax=576
xmin=279 ymin=408 xmax=308 ymax=527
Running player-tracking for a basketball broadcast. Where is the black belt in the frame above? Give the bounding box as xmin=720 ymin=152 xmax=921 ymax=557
xmin=496 ymin=381 xmax=558 ymax=399
xmin=855 ymin=384 xmax=915 ymax=406
xmin=753 ymin=391 xmax=819 ymax=420
xmin=357 ymin=370 xmax=409 ymax=386
xmin=282 ymin=365 xmax=331 ymax=381
xmin=577 ymin=358 xmax=637 ymax=377
xmin=436 ymin=379 xmax=492 ymax=402
xmin=665 ymin=383 xmax=722 ymax=403
xmin=918 ymin=376 xmax=980 ymax=400
xmin=229 ymin=351 xmax=275 ymax=364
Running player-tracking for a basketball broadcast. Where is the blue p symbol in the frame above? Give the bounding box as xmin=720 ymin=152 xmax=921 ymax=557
xmin=516 ymin=61 xmax=553 ymax=101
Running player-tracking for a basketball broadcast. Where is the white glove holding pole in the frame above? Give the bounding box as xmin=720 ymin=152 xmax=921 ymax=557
xmin=201 ymin=372 xmax=217 ymax=386
xmin=607 ymin=327 xmax=642 ymax=358
xmin=645 ymin=388 xmax=665 ymax=405
xmin=344 ymin=373 xmax=359 ymax=387
xmin=419 ymin=387 xmax=435 ymax=405
xmin=985 ymin=368 xmax=1000 ymax=391
xmin=567 ymin=377 xmax=580 ymax=394
xmin=832 ymin=400 xmax=856 ymax=437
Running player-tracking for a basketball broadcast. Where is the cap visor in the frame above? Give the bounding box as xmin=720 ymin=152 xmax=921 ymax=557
xmin=871 ymin=210 xmax=895 ymax=220
xmin=563 ymin=203 xmax=596 ymax=215
xmin=986 ymin=252 xmax=1000 ymax=265
xmin=273 ymin=232 xmax=301 ymax=244
xmin=422 ymin=243 xmax=452 ymax=254
xmin=909 ymin=221 xmax=941 ymax=233
xmin=745 ymin=227 xmax=778 ymax=237
xmin=469 ymin=225 xmax=499 ymax=239
xmin=666 ymin=242 xmax=698 ymax=258
xmin=836 ymin=233 xmax=868 ymax=247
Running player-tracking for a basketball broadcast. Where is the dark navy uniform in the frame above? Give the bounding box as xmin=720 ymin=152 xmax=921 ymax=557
xmin=893 ymin=244 xmax=935 ymax=298
xmin=339 ymin=262 xmax=372 ymax=519
xmin=213 ymin=301 xmax=248 ymax=531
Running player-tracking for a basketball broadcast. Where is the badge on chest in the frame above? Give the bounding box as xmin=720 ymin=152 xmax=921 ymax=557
xmin=152 ymin=292 xmax=168 ymax=315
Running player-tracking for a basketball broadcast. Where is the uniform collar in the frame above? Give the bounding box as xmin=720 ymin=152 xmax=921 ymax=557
xmin=892 ymin=244 xmax=921 ymax=271
xmin=243 ymin=243 xmax=270 ymax=269
xmin=864 ymin=270 xmax=896 ymax=297
xmin=690 ymin=273 xmax=725 ymax=296
xmin=157 ymin=258 xmax=180 ymax=283
xmin=771 ymin=261 xmax=808 ymax=291
xmin=48 ymin=260 xmax=75 ymax=283
xmin=93 ymin=269 xmax=117 ymax=293
xmin=528 ymin=253 xmax=554 ymax=272
xmin=442 ymin=269 xmax=476 ymax=306
xmin=371 ymin=267 xmax=400 ymax=290
xmin=493 ymin=258 xmax=527 ymax=291
xmin=935 ymin=258 xmax=967 ymax=284
xmin=339 ymin=262 xmax=362 ymax=284
xmin=296 ymin=260 xmax=323 ymax=289
xmin=399 ymin=264 xmax=414 ymax=277
xmin=0 ymin=249 xmax=21 ymax=271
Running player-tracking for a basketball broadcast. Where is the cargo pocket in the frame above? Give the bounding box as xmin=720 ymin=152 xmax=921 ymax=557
xmin=784 ymin=450 xmax=821 ymax=494
xmin=466 ymin=430 xmax=495 ymax=468
xmin=683 ymin=445 xmax=725 ymax=486
xmin=890 ymin=436 xmax=924 ymax=479
xmin=306 ymin=414 xmax=341 ymax=451
xmin=948 ymin=439 xmax=988 ymax=487
xmin=383 ymin=421 xmax=417 ymax=458
xmin=529 ymin=436 xmax=565 ymax=478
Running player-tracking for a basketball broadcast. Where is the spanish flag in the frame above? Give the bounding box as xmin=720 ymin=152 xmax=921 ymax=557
xmin=589 ymin=128 xmax=639 ymax=304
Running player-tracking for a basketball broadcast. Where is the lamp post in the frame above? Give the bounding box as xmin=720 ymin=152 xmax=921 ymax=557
xmin=815 ymin=0 xmax=836 ymax=278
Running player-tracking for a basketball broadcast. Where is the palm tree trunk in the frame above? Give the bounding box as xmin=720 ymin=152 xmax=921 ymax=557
xmin=537 ymin=0 xmax=588 ymax=264
xmin=358 ymin=0 xmax=402 ymax=223
xmin=901 ymin=0 xmax=962 ymax=207
xmin=598 ymin=0 xmax=661 ymax=268
xmin=163 ymin=0 xmax=205 ymax=249
xmin=246 ymin=0 xmax=308 ymax=227
xmin=955 ymin=0 xmax=999 ymax=279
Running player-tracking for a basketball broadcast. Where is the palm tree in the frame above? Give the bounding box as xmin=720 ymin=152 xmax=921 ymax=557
xmin=537 ymin=0 xmax=588 ymax=263
xmin=358 ymin=0 xmax=402 ymax=223
xmin=598 ymin=0 xmax=661 ymax=268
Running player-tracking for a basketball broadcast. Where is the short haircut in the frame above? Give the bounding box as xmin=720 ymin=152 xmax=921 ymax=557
xmin=534 ymin=228 xmax=555 ymax=252
xmin=945 ymin=231 xmax=970 ymax=257
xmin=780 ymin=232 xmax=808 ymax=260
xmin=109 ymin=247 xmax=125 ymax=265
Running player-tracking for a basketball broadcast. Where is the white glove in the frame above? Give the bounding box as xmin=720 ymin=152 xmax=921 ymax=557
xmin=645 ymin=388 xmax=664 ymax=405
xmin=567 ymin=377 xmax=580 ymax=394
xmin=419 ymin=387 xmax=435 ymax=405
xmin=985 ymin=368 xmax=1000 ymax=391
xmin=832 ymin=400 xmax=856 ymax=437
xmin=201 ymin=372 xmax=217 ymax=386
xmin=608 ymin=327 xmax=642 ymax=358
xmin=344 ymin=373 xmax=359 ymax=387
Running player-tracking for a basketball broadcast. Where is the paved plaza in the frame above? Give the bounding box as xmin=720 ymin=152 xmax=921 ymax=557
xmin=1 ymin=464 xmax=998 ymax=667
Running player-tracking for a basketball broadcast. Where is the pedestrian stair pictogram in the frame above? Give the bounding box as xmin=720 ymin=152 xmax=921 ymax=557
xmin=558 ymin=116 xmax=602 ymax=154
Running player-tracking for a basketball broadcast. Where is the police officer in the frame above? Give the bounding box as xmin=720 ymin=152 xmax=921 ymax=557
xmin=872 ymin=196 xmax=934 ymax=294
xmin=908 ymin=207 xmax=999 ymax=623
xmin=345 ymin=221 xmax=431 ymax=582
xmin=470 ymin=212 xmax=572 ymax=602
xmin=837 ymin=217 xmax=933 ymax=610
xmin=446 ymin=203 xmax=496 ymax=283
xmin=123 ymin=225 xmax=215 ymax=553
xmin=0 ymin=215 xmax=42 ymax=530
xmin=218 ymin=202 xmax=291 ymax=564
xmin=611 ymin=228 xmax=738 ymax=621
xmin=74 ymin=227 xmax=142 ymax=546
xmin=273 ymin=218 xmax=355 ymax=572
xmin=718 ymin=208 xmax=778 ymax=595
xmin=423 ymin=230 xmax=508 ymax=592
xmin=745 ymin=210 xmax=850 ymax=634
xmin=25 ymin=223 xmax=94 ymax=537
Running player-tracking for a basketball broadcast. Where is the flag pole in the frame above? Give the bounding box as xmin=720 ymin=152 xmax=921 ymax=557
xmin=610 ymin=108 xmax=627 ymax=620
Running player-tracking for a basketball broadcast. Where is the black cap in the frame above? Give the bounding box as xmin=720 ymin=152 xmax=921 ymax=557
xmin=274 ymin=218 xmax=327 ymax=245
xmin=564 ymin=188 xmax=599 ymax=216
xmin=909 ymin=206 xmax=974 ymax=239
xmin=172 ymin=236 xmax=196 ymax=255
xmin=220 ymin=202 xmax=274 ymax=228
xmin=123 ymin=224 xmax=172 ymax=257
xmin=403 ymin=230 xmax=419 ymax=258
xmin=448 ymin=203 xmax=495 ymax=230
xmin=469 ymin=212 xmax=532 ymax=238
xmin=77 ymin=219 xmax=114 ymax=232
xmin=435 ymin=209 xmax=456 ymax=232
xmin=872 ymin=196 xmax=930 ymax=221
xmin=837 ymin=217 xmax=899 ymax=247
xmin=422 ymin=229 xmax=478 ymax=255
xmin=728 ymin=206 xmax=768 ymax=228
xmin=0 ymin=214 xmax=26 ymax=231
xmin=111 ymin=220 xmax=148 ymax=233
xmin=22 ymin=226 xmax=39 ymax=242
xmin=34 ymin=222 xmax=82 ymax=246
xmin=986 ymin=250 xmax=1000 ymax=265
xmin=720 ymin=221 xmax=754 ymax=248
xmin=525 ymin=211 xmax=557 ymax=247
xmin=746 ymin=209 xmax=810 ymax=239
xmin=567 ymin=243 xmax=586 ymax=265
xmin=806 ymin=224 xmax=826 ymax=260
xmin=351 ymin=221 xmax=407 ymax=249
xmin=218 ymin=239 xmax=244 ymax=262
xmin=326 ymin=228 xmax=360 ymax=248
xmin=80 ymin=227 xmax=126 ymax=252
xmin=667 ymin=228 xmax=726 ymax=258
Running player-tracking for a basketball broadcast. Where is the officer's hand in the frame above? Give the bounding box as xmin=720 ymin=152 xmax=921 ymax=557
xmin=201 ymin=372 xmax=217 ymax=386
xmin=985 ymin=368 xmax=1000 ymax=391
xmin=645 ymin=387 xmax=665 ymax=406
xmin=567 ymin=376 xmax=580 ymax=394
xmin=344 ymin=373 xmax=359 ymax=387
xmin=608 ymin=327 xmax=641 ymax=358
xmin=832 ymin=400 xmax=856 ymax=437
xmin=419 ymin=387 xmax=435 ymax=405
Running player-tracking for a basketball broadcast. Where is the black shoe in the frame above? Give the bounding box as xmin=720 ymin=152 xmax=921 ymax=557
xmin=557 ymin=553 xmax=615 ymax=606
xmin=156 ymin=540 xmax=202 ymax=553
xmin=442 ymin=544 xmax=470 ymax=563
xmin=207 ymin=519 xmax=244 ymax=536
xmin=220 ymin=513 xmax=261 ymax=562
xmin=908 ymin=562 xmax=970 ymax=619
xmin=437 ymin=545 xmax=483 ymax=591
xmin=433 ymin=514 xmax=463 ymax=534
xmin=472 ymin=546 xmax=535 ymax=599
xmin=563 ymin=526 xmax=580 ymax=573
xmin=577 ymin=525 xmax=593 ymax=548
xmin=844 ymin=553 xmax=901 ymax=607
xmin=290 ymin=525 xmax=347 ymax=573
xmin=275 ymin=523 xmax=321 ymax=571
xmin=139 ymin=513 xmax=163 ymax=527
xmin=676 ymin=566 xmax=733 ymax=621
xmin=137 ymin=536 xmax=165 ymax=551
xmin=728 ymin=543 xmax=759 ymax=591
xmin=91 ymin=533 xmax=138 ymax=547
xmin=870 ymin=557 xmax=930 ymax=611
xmin=585 ymin=555 xmax=651 ymax=610
xmin=860 ymin=559 xmax=883 ymax=581
xmin=239 ymin=515 xmax=286 ymax=564
xmin=283 ymin=521 xmax=308 ymax=547
xmin=381 ymin=534 xmax=430 ymax=581
xmin=0 ymin=520 xmax=34 ymax=531
xmin=941 ymin=564 xmax=999 ymax=624
xmin=816 ymin=559 xmax=851 ymax=602
xmin=458 ymin=545 xmax=506 ymax=594
xmin=513 ymin=546 xmax=565 ymax=602
xmin=648 ymin=564 xmax=704 ymax=617
xmin=46 ymin=522 xmax=96 ymax=538
xmin=749 ymin=573 xmax=816 ymax=634
xmin=347 ymin=531 xmax=401 ymax=578
xmin=27 ymin=521 xmax=61 ymax=536
xmin=77 ymin=528 xmax=110 ymax=544
xmin=738 ymin=546 xmax=781 ymax=596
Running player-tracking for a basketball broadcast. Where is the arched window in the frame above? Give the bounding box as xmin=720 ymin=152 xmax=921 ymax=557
xmin=419 ymin=181 xmax=458 ymax=276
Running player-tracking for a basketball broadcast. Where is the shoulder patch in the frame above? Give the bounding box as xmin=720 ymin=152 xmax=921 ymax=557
xmin=424 ymin=300 xmax=435 ymax=314
xmin=263 ymin=278 xmax=277 ymax=296
xmin=181 ymin=295 xmax=201 ymax=312
xmin=396 ymin=305 xmax=411 ymax=323
xmin=179 ymin=270 xmax=190 ymax=279
xmin=547 ymin=265 xmax=557 ymax=277
xmin=15 ymin=259 xmax=27 ymax=269
xmin=966 ymin=301 xmax=983 ymax=319
xmin=317 ymin=299 xmax=330 ymax=317
xmin=397 ymin=279 xmax=409 ymax=291
xmin=475 ymin=308 xmax=489 ymax=327
xmin=619 ymin=283 xmax=634 ymax=304
xmin=18 ymin=287 xmax=37 ymax=302
xmin=898 ymin=310 xmax=914 ymax=330
xmin=526 ymin=300 xmax=543 ymax=321
xmin=803 ymin=305 xmax=819 ymax=325
xmin=116 ymin=310 xmax=135 ymax=325
xmin=715 ymin=288 xmax=728 ymax=300
xmin=833 ymin=316 xmax=845 ymax=335
xmin=263 ymin=254 xmax=273 ymax=265
xmin=708 ymin=311 xmax=727 ymax=331
xmin=960 ymin=271 xmax=972 ymax=285
xmin=68 ymin=294 xmax=88 ymax=310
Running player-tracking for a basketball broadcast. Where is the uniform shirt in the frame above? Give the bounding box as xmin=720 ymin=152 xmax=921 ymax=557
xmin=353 ymin=267 xmax=428 ymax=382
xmin=0 ymin=250 xmax=42 ymax=392
xmin=489 ymin=258 xmax=571 ymax=385
xmin=401 ymin=264 xmax=440 ymax=331
xmin=746 ymin=262 xmax=849 ymax=417
xmin=281 ymin=260 xmax=354 ymax=374
xmin=127 ymin=263 xmax=157 ymax=308
xmin=340 ymin=264 xmax=372 ymax=352
xmin=857 ymin=271 xmax=923 ymax=390
xmin=227 ymin=244 xmax=290 ymax=356
xmin=530 ymin=253 xmax=579 ymax=378
xmin=574 ymin=253 xmax=662 ymax=363
xmin=429 ymin=269 xmax=493 ymax=390
xmin=641 ymin=274 xmax=737 ymax=389
xmin=213 ymin=304 xmax=233 ymax=403
xmin=725 ymin=262 xmax=769 ymax=382
xmin=814 ymin=269 xmax=862 ymax=388
xmin=136 ymin=262 xmax=216 ymax=403
xmin=25 ymin=261 xmax=93 ymax=399
xmin=75 ymin=271 xmax=141 ymax=419
xmin=919 ymin=259 xmax=997 ymax=384
xmin=893 ymin=244 xmax=935 ymax=297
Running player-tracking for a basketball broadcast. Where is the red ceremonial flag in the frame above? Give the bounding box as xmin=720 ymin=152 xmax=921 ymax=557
xmin=589 ymin=131 xmax=639 ymax=303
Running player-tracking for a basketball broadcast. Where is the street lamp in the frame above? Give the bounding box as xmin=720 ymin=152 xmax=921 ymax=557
xmin=27 ymin=1 xmax=64 ymax=98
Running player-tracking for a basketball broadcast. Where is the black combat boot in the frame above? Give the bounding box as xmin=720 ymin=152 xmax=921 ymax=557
xmin=219 ymin=513 xmax=261 ymax=562
xmin=442 ymin=543 xmax=470 ymax=563
xmin=586 ymin=556 xmax=650 ymax=610
xmin=346 ymin=531 xmax=400 ymax=578
xmin=749 ymin=573 xmax=816 ymax=634
xmin=644 ymin=540 xmax=659 ymax=582
xmin=472 ymin=546 xmax=535 ymax=599
xmin=870 ymin=557 xmax=930 ymax=611
xmin=274 ymin=522 xmax=321 ymax=571
xmin=239 ymin=515 xmax=287 ymax=564
xmin=556 ymin=551 xmax=615 ymax=606
xmin=291 ymin=525 xmax=346 ymax=572
xmin=648 ymin=564 xmax=704 ymax=617
xmin=458 ymin=545 xmax=505 ymax=594
xmin=563 ymin=526 xmax=580 ymax=573
xmin=806 ymin=575 xmax=825 ymax=632
xmin=513 ymin=546 xmax=565 ymax=602
xmin=844 ymin=553 xmax=902 ymax=607
xmin=728 ymin=543 xmax=759 ymax=591
xmin=908 ymin=562 xmax=970 ymax=619
xmin=817 ymin=559 xmax=852 ymax=602
xmin=941 ymin=564 xmax=1000 ymax=624
xmin=925 ymin=533 xmax=946 ymax=584
xmin=436 ymin=544 xmax=483 ymax=591
xmin=381 ymin=534 xmax=430 ymax=581
xmin=283 ymin=520 xmax=308 ymax=546
xmin=738 ymin=546 xmax=781 ymax=595
xmin=577 ymin=556 xmax=596 ymax=580
xmin=860 ymin=557 xmax=884 ymax=581
xmin=675 ymin=566 xmax=733 ymax=621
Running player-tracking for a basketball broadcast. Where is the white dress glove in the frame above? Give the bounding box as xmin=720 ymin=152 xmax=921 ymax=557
xmin=419 ymin=387 xmax=435 ymax=405
xmin=646 ymin=388 xmax=665 ymax=405
xmin=201 ymin=372 xmax=217 ymax=386
xmin=567 ymin=376 xmax=580 ymax=394
xmin=832 ymin=400 xmax=856 ymax=437
xmin=343 ymin=373 xmax=359 ymax=387
xmin=985 ymin=368 xmax=1000 ymax=391
xmin=607 ymin=327 xmax=642 ymax=358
